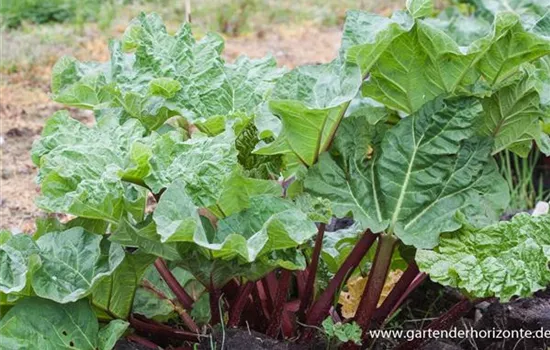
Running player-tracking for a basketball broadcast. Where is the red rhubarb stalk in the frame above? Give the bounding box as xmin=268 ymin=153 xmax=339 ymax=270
xmin=228 ymin=281 xmax=254 ymax=327
xmin=266 ymin=269 xmax=292 ymax=338
xmin=298 ymin=223 xmax=326 ymax=321
xmin=372 ymin=262 xmax=422 ymax=325
xmin=141 ymin=280 xmax=199 ymax=333
xmin=252 ymin=282 xmax=270 ymax=331
xmin=129 ymin=314 xmax=199 ymax=343
xmin=127 ymin=334 xmax=160 ymax=349
xmin=301 ymin=229 xmax=377 ymax=341
xmin=154 ymin=258 xmax=194 ymax=310
xmin=209 ymin=277 xmax=222 ymax=326
xmin=341 ymin=234 xmax=397 ymax=350
xmin=383 ymin=272 xmax=427 ymax=325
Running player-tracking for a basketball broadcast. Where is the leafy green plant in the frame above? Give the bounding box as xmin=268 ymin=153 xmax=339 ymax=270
xmin=0 ymin=0 xmax=104 ymax=28
xmin=322 ymin=317 xmax=362 ymax=348
xmin=1 ymin=0 xmax=549 ymax=349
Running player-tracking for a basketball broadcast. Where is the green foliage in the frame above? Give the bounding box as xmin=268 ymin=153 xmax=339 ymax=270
xmin=305 ymin=98 xmax=508 ymax=248
xmin=322 ymin=317 xmax=362 ymax=346
xmin=417 ymin=213 xmax=550 ymax=301
xmin=0 ymin=297 xmax=128 ymax=350
xmin=0 ymin=0 xmax=111 ymax=29
xmin=498 ymin=148 xmax=550 ymax=212
xmin=2 ymin=0 xmax=550 ymax=346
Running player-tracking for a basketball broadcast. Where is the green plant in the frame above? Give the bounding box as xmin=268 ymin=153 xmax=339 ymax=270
xmin=215 ymin=0 xmax=258 ymax=36
xmin=0 ymin=0 xmax=112 ymax=29
xmin=322 ymin=317 xmax=362 ymax=348
xmin=499 ymin=149 xmax=550 ymax=212
xmin=0 ymin=0 xmax=549 ymax=349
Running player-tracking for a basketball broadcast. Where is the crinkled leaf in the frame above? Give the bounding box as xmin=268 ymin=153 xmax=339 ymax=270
xmin=32 ymin=111 xmax=149 ymax=223
xmin=144 ymin=130 xmax=238 ymax=202
xmin=52 ymin=13 xmax=283 ymax=129
xmin=466 ymin=0 xmax=550 ymax=32
xmin=195 ymin=112 xmax=284 ymax=179
xmin=359 ymin=19 xmax=478 ymax=113
xmin=417 ymin=214 xmax=550 ymax=301
xmin=270 ymin=57 xmax=361 ymax=109
xmin=424 ymin=8 xmax=491 ymax=46
xmin=32 ymin=227 xmax=125 ymax=303
xmin=479 ymin=73 xmax=546 ymax=156
xmin=305 ymin=97 xmax=508 ymax=248
xmin=294 ymin=194 xmax=333 ymax=224
xmin=234 ymin=116 xmax=284 ymax=179
xmin=0 ymin=297 xmax=126 ymax=350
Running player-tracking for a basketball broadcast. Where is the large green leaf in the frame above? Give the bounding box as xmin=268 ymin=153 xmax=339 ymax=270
xmin=110 ymin=216 xmax=181 ymax=261
xmin=154 ymin=180 xmax=317 ymax=263
xmin=0 ymin=234 xmax=39 ymax=295
xmin=152 ymin=180 xmax=209 ymax=244
xmin=213 ymin=171 xmax=282 ymax=217
xmin=473 ymin=12 xmax=550 ymax=86
xmin=533 ymin=58 xmax=550 ymax=155
xmin=213 ymin=195 xmax=318 ymax=261
xmin=176 ymin=246 xmax=306 ymax=288
xmin=417 ymin=214 xmax=550 ymax=301
xmin=32 ymin=111 xmax=149 ymax=223
xmin=52 ymin=13 xmax=283 ymax=129
xmin=305 ymin=97 xmax=508 ymax=248
xmin=32 ymin=227 xmax=125 ymax=303
xmin=254 ymin=57 xmax=362 ymax=167
xmin=0 ymin=297 xmax=127 ymax=350
xmin=479 ymin=73 xmax=547 ymax=156
xmin=345 ymin=10 xmax=550 ymax=113
xmin=98 ymin=320 xmax=129 ymax=350
xmin=342 ymin=10 xmax=414 ymax=74
xmin=91 ymin=251 xmax=155 ymax=319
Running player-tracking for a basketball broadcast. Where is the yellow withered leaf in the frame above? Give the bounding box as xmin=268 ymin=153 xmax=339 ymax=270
xmin=338 ymin=269 xmax=403 ymax=319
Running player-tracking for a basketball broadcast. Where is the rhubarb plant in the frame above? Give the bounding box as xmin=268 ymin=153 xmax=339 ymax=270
xmin=1 ymin=0 xmax=550 ymax=349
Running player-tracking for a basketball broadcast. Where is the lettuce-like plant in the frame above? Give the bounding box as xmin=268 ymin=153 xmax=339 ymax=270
xmin=1 ymin=0 xmax=549 ymax=349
